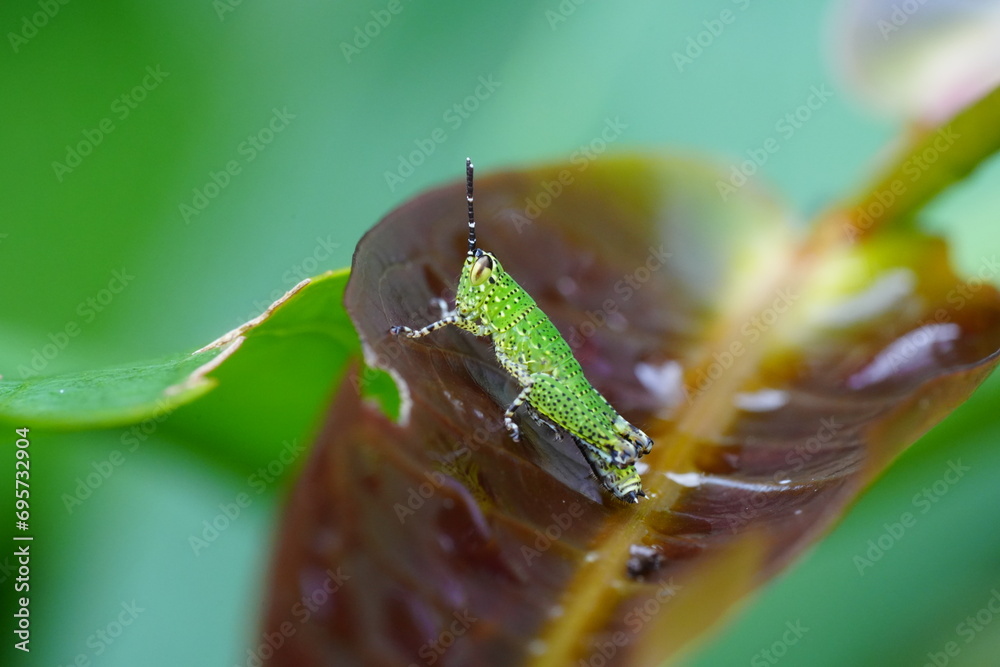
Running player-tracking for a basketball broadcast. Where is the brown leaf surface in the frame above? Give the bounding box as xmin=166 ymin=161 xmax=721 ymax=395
xmin=262 ymin=155 xmax=1000 ymax=666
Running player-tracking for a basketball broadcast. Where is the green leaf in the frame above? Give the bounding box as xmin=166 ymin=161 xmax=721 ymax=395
xmin=0 ymin=270 xmax=397 ymax=470
xmin=0 ymin=346 xmax=226 ymax=429
xmin=163 ymin=269 xmax=399 ymax=475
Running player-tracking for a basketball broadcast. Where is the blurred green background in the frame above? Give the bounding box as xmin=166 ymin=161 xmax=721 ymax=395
xmin=1 ymin=1 xmax=999 ymax=665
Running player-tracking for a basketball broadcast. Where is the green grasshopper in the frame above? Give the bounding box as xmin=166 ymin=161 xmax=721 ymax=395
xmin=390 ymin=159 xmax=653 ymax=503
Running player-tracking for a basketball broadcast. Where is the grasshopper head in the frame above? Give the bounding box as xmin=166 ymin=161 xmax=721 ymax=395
xmin=456 ymin=247 xmax=503 ymax=313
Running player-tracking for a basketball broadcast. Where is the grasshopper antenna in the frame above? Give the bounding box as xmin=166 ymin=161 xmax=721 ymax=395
xmin=466 ymin=157 xmax=477 ymax=256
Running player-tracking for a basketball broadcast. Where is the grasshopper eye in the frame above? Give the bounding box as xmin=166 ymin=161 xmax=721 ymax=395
xmin=470 ymin=254 xmax=493 ymax=286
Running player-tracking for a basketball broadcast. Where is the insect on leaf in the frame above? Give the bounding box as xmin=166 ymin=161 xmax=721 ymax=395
xmin=262 ymin=155 xmax=1000 ymax=666
xmin=387 ymin=159 xmax=653 ymax=503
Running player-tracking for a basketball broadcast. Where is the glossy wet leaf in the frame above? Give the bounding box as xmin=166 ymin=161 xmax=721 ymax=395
xmin=160 ymin=270 xmax=398 ymax=475
xmin=262 ymin=149 xmax=1000 ymax=666
xmin=0 ymin=271 xmax=395 ymax=458
xmin=0 ymin=346 xmax=227 ymax=429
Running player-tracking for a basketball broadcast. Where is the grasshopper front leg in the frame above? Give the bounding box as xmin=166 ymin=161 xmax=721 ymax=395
xmin=390 ymin=314 xmax=462 ymax=339
xmin=390 ymin=298 xmax=464 ymax=338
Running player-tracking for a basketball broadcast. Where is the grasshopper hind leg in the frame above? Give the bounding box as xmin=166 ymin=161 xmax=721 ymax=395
xmin=503 ymin=382 xmax=536 ymax=443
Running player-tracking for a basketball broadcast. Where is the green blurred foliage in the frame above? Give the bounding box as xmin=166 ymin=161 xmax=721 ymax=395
xmin=0 ymin=1 xmax=997 ymax=666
